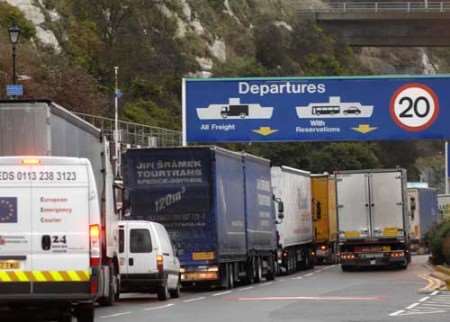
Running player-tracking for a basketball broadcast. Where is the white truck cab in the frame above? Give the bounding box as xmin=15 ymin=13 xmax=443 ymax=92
xmin=118 ymin=220 xmax=181 ymax=300
xmin=0 ymin=156 xmax=101 ymax=322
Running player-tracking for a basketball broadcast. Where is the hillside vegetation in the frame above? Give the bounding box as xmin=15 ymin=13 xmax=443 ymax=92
xmin=0 ymin=0 xmax=447 ymax=182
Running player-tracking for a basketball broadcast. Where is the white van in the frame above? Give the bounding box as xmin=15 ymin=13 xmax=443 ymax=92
xmin=118 ymin=220 xmax=181 ymax=300
xmin=0 ymin=156 xmax=100 ymax=322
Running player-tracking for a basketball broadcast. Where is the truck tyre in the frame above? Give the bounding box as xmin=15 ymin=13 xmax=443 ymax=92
xmin=76 ymin=305 xmax=94 ymax=322
xmin=228 ymin=264 xmax=235 ymax=289
xmin=266 ymin=257 xmax=276 ymax=281
xmin=59 ymin=312 xmax=72 ymax=322
xmin=341 ymin=265 xmax=352 ymax=272
xmin=98 ymin=264 xmax=118 ymax=306
xmin=157 ymin=283 xmax=170 ymax=301
xmin=169 ymin=278 xmax=181 ymax=298
xmin=254 ymin=258 xmax=263 ymax=283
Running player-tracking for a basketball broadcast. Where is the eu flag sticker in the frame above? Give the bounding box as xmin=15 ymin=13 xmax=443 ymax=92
xmin=0 ymin=198 xmax=17 ymax=223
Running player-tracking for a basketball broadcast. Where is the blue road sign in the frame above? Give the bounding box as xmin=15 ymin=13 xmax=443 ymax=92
xmin=6 ymin=84 xmax=23 ymax=97
xmin=183 ymin=75 xmax=450 ymax=144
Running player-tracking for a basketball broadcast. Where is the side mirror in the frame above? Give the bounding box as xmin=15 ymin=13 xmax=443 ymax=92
xmin=410 ymin=197 xmax=416 ymax=220
xmin=277 ymin=201 xmax=284 ymax=219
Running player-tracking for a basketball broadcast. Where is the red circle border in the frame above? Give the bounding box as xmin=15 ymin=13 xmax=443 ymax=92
xmin=389 ymin=83 xmax=440 ymax=132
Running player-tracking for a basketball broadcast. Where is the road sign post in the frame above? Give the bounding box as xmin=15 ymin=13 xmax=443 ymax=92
xmin=183 ymin=76 xmax=450 ymax=144
xmin=446 ymin=141 xmax=449 ymax=194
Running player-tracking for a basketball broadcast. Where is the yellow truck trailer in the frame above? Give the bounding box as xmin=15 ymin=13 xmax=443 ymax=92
xmin=311 ymin=175 xmax=338 ymax=264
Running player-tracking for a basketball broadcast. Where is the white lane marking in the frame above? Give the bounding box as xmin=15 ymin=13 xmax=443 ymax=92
xmin=239 ymin=286 xmax=254 ymax=292
xmin=305 ymin=273 xmax=314 ymax=277
xmin=183 ymin=296 xmax=206 ymax=303
xmin=212 ymin=290 xmax=232 ymax=297
xmin=279 ymin=279 xmax=286 ymax=282
xmin=144 ymin=303 xmax=175 ymax=311
xmin=406 ymin=303 xmax=420 ymax=309
xmin=422 ymin=303 xmax=450 ymax=308
xmin=389 ymin=310 xmax=405 ymax=317
xmin=431 ymin=290 xmax=440 ymax=296
xmin=294 ymin=276 xmax=303 ymax=280
xmin=237 ymin=296 xmax=381 ymax=301
xmin=398 ymin=309 xmax=446 ymax=316
xmin=100 ymin=312 xmax=131 ymax=319
xmin=260 ymin=282 xmax=273 ymax=287
xmin=419 ymin=296 xmax=430 ymax=302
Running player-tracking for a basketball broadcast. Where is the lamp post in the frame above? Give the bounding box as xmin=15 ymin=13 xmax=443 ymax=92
xmin=8 ymin=24 xmax=21 ymax=85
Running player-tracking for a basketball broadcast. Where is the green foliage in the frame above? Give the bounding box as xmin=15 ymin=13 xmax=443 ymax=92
xmin=0 ymin=3 xmax=36 ymax=40
xmin=428 ymin=220 xmax=450 ymax=265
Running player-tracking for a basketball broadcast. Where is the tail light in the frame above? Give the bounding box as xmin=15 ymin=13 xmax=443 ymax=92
xmin=156 ymin=255 xmax=164 ymax=273
xmin=89 ymin=224 xmax=101 ymax=267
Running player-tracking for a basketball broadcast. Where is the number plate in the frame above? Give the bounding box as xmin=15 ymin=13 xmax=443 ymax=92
xmin=0 ymin=261 xmax=19 ymax=270
xmin=370 ymin=260 xmax=376 ymax=265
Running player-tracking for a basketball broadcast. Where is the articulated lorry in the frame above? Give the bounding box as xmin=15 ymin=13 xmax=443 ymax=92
xmin=336 ymin=169 xmax=410 ymax=270
xmin=0 ymin=100 xmax=120 ymax=321
xmin=271 ymin=166 xmax=314 ymax=274
xmin=123 ymin=147 xmax=278 ymax=288
xmin=408 ymin=187 xmax=439 ymax=252
xmin=311 ymin=175 xmax=338 ymax=264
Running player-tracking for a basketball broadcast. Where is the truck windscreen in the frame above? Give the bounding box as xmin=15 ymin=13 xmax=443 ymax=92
xmin=125 ymin=149 xmax=211 ymax=228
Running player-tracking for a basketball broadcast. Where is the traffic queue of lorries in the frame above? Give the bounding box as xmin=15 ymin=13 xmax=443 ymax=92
xmin=0 ymin=100 xmax=441 ymax=322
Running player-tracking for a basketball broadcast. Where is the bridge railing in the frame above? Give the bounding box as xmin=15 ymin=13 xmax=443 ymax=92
xmin=75 ymin=112 xmax=182 ymax=148
xmin=300 ymin=1 xmax=450 ymax=13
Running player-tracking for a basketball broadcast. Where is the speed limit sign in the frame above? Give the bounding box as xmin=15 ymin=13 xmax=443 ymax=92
xmin=390 ymin=83 xmax=439 ymax=132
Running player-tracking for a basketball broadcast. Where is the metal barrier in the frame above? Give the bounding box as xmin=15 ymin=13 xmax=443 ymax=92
xmin=300 ymin=1 xmax=450 ymax=13
xmin=75 ymin=112 xmax=181 ymax=148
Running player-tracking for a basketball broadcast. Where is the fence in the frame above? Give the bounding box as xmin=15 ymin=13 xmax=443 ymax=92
xmin=75 ymin=112 xmax=182 ymax=148
xmin=300 ymin=1 xmax=450 ymax=13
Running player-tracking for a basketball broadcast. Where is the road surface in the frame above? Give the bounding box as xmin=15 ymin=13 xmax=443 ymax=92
xmin=95 ymin=255 xmax=449 ymax=322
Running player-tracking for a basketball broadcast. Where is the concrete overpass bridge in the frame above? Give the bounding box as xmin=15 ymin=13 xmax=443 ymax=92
xmin=300 ymin=1 xmax=450 ymax=46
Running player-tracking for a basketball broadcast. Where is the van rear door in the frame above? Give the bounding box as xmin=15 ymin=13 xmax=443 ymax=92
xmin=31 ymin=163 xmax=91 ymax=282
xmin=0 ymin=164 xmax=33 ymax=276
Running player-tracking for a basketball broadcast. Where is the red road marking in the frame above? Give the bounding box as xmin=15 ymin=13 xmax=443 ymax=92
xmin=228 ymin=296 xmax=383 ymax=302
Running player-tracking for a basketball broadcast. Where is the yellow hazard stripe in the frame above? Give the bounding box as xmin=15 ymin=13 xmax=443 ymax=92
xmin=0 ymin=270 xmax=91 ymax=282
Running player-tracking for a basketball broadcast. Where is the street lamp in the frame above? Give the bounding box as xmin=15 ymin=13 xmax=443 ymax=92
xmin=8 ymin=24 xmax=21 ymax=85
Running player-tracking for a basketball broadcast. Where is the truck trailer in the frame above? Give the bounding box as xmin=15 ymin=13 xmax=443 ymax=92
xmin=336 ymin=169 xmax=410 ymax=270
xmin=123 ymin=147 xmax=278 ymax=288
xmin=271 ymin=166 xmax=314 ymax=274
xmin=0 ymin=100 xmax=121 ymax=321
xmin=408 ymin=187 xmax=439 ymax=253
xmin=311 ymin=175 xmax=338 ymax=264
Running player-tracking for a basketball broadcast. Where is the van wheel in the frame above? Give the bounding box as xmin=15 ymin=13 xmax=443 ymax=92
xmin=157 ymin=283 xmax=170 ymax=301
xmin=76 ymin=304 xmax=94 ymax=322
xmin=169 ymin=279 xmax=181 ymax=298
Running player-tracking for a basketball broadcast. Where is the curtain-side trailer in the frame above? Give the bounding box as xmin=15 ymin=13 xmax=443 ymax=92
xmin=124 ymin=147 xmax=278 ymax=288
xmin=311 ymin=175 xmax=338 ymax=264
xmin=271 ymin=166 xmax=315 ymax=274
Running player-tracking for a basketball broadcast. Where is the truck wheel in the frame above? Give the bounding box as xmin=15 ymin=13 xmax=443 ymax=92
xmin=98 ymin=264 xmax=117 ymax=306
xmin=59 ymin=312 xmax=72 ymax=322
xmin=228 ymin=264 xmax=235 ymax=289
xmin=169 ymin=278 xmax=181 ymax=298
xmin=254 ymin=258 xmax=263 ymax=283
xmin=157 ymin=283 xmax=170 ymax=301
xmin=76 ymin=305 xmax=94 ymax=322
xmin=341 ymin=265 xmax=352 ymax=272
xmin=266 ymin=258 xmax=276 ymax=281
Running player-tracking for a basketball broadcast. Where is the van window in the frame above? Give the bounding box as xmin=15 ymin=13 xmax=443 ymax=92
xmin=130 ymin=229 xmax=152 ymax=253
xmin=119 ymin=228 xmax=124 ymax=253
